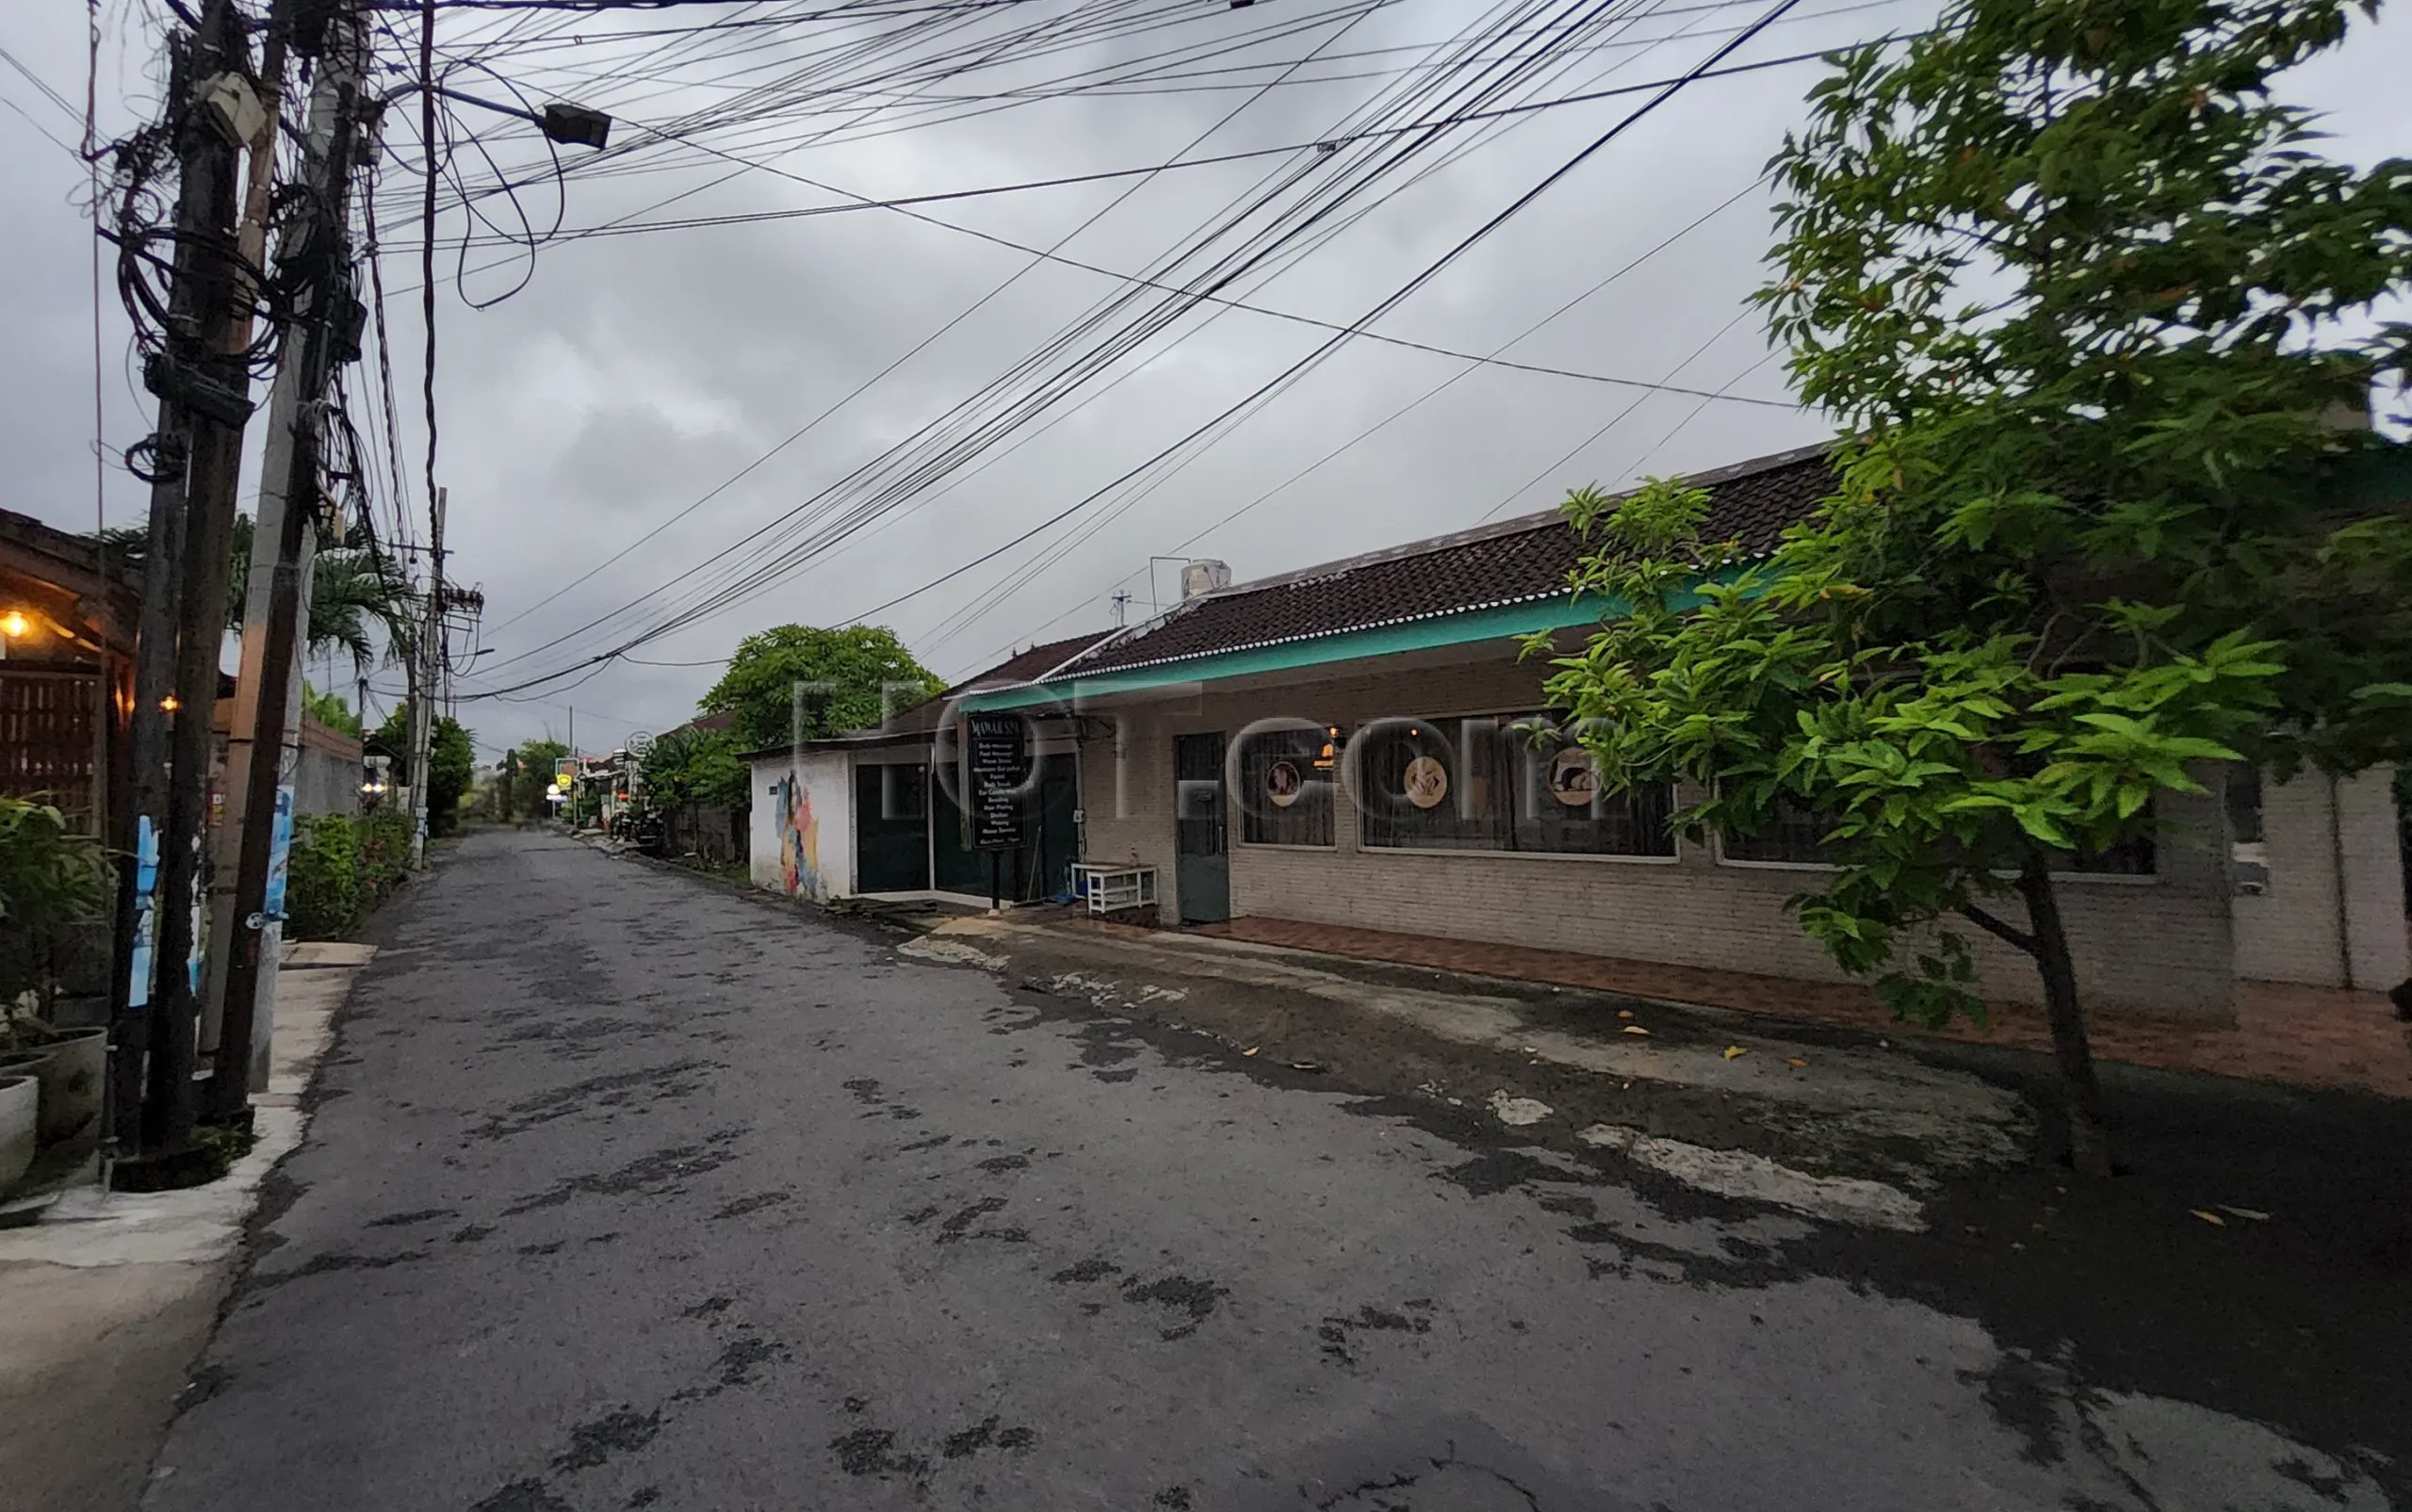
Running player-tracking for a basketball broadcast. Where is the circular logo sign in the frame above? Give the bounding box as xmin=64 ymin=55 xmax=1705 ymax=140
xmin=1264 ymin=757 xmax=1304 ymax=808
xmin=627 ymin=730 xmax=656 ymax=757
xmin=1402 ymin=755 xmax=1448 ymax=810
xmin=1548 ymin=746 xmax=1598 ymax=807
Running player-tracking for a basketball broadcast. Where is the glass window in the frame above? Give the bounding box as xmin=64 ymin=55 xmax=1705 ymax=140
xmin=1358 ymin=720 xmax=1513 ymax=851
xmin=1506 ymin=719 xmax=1675 ymax=856
xmin=1238 ymin=724 xmax=1336 ymax=846
xmin=1358 ymin=715 xmax=1674 ymax=857
xmin=2062 ymin=829 xmax=2155 ymax=877
xmin=1719 ymin=796 xmax=1832 ymax=865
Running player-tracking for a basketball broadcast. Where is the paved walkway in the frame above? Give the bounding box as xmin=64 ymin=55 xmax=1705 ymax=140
xmin=1177 ymin=917 xmax=2412 ymax=1098
xmin=0 ymin=941 xmax=368 ymax=1512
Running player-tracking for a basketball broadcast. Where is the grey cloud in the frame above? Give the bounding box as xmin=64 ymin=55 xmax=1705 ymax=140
xmin=8 ymin=0 xmax=2408 ymax=760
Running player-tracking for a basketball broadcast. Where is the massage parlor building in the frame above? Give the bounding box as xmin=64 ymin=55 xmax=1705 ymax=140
xmin=945 ymin=443 xmax=2409 ymax=1020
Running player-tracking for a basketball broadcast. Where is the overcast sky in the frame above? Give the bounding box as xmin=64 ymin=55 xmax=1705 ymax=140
xmin=6 ymin=0 xmax=2408 ymax=761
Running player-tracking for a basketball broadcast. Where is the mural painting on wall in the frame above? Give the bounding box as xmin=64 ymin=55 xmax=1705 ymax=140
xmin=777 ymin=773 xmax=821 ymax=898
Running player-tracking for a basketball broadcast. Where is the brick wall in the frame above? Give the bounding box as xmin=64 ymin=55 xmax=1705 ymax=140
xmin=1075 ymin=649 xmax=2241 ymax=1019
xmin=2234 ymin=769 xmax=2409 ymax=989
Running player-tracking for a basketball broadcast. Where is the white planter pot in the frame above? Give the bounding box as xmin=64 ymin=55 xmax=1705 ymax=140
xmin=30 ymin=1029 xmax=106 ymax=1147
xmin=0 ymin=1077 xmax=37 ymax=1193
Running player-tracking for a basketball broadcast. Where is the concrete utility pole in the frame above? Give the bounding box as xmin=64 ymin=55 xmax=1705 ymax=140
xmin=408 ymin=486 xmax=446 ymax=868
xmin=206 ymin=0 xmax=370 ymax=1120
xmin=124 ymin=0 xmax=257 ymax=1159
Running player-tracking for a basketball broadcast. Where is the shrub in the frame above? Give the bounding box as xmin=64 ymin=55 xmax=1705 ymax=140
xmin=0 ymin=796 xmax=114 ymax=1014
xmin=285 ymin=814 xmax=364 ymax=939
xmin=285 ymin=806 xmax=420 ymax=939
xmin=356 ymin=807 xmax=413 ymax=902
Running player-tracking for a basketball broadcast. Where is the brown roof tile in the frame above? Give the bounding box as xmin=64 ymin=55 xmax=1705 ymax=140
xmin=952 ymin=631 xmax=1114 ymax=693
xmin=1051 ymin=444 xmax=1834 ymax=679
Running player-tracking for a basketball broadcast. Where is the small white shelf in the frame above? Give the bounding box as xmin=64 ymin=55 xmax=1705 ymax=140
xmin=1070 ymin=862 xmax=1158 ymax=916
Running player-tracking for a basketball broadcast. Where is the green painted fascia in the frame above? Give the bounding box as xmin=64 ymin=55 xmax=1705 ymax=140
xmin=961 ymin=593 xmax=1618 ymax=712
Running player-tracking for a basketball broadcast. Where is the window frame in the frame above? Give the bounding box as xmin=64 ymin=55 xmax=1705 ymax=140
xmin=1347 ymin=708 xmax=1680 ymax=864
xmin=1711 ymin=793 xmax=2163 ymax=882
xmin=1233 ymin=721 xmax=1340 ymax=849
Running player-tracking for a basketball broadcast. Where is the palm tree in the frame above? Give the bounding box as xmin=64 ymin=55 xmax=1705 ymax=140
xmin=95 ymin=516 xmax=417 ymax=676
xmin=302 ymin=547 xmax=416 ymax=678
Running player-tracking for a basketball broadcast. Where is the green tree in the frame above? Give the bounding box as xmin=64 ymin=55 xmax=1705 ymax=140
xmin=510 ymin=739 xmax=569 ymax=820
xmin=428 ymin=718 xmax=476 ymax=836
xmin=102 ymin=518 xmax=418 ymax=676
xmin=640 ymin=725 xmax=750 ymax=812
xmin=1540 ymin=0 xmax=2412 ymax=1175
xmin=699 ymin=625 xmax=945 ymax=751
xmin=301 ymin=681 xmax=361 ymax=738
xmin=369 ymin=703 xmax=411 ymax=779
xmin=364 ymin=704 xmax=477 ymax=835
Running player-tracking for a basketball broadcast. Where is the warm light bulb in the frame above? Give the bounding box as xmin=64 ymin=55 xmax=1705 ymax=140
xmin=0 ymin=610 xmax=26 ymax=637
xmin=161 ymin=694 xmax=179 ymax=712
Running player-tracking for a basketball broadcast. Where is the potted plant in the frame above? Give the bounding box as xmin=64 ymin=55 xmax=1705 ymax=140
xmin=0 ymin=798 xmax=117 ymax=1167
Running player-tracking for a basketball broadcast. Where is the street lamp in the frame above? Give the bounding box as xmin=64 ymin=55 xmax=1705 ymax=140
xmin=386 ymin=83 xmax=613 ymax=150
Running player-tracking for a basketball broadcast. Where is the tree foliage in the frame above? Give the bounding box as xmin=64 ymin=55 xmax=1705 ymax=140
xmin=0 ymin=797 xmax=114 ymax=1013
xmin=1540 ymin=0 xmax=2411 ymax=1173
xmin=301 ymin=681 xmax=361 ymax=738
xmin=698 ymin=625 xmax=945 ymax=751
xmin=640 ymin=725 xmax=749 ymax=811
xmin=428 ymin=718 xmax=476 ymax=836
xmin=361 ymin=704 xmax=476 ymax=836
xmin=491 ymin=739 xmax=568 ymax=821
xmin=103 ymin=517 xmax=417 ymax=676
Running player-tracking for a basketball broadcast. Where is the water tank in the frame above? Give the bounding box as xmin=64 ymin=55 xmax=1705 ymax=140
xmin=1180 ymin=559 xmax=1232 ymax=599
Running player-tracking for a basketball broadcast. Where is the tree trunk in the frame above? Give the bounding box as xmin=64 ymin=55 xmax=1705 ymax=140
xmin=2014 ymin=860 xmax=2113 ymax=1176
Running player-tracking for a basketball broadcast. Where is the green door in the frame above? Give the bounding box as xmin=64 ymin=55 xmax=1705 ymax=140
xmin=1019 ymin=755 xmax=1079 ymax=902
xmin=855 ymin=763 xmax=930 ymax=893
xmin=1174 ymin=733 xmax=1230 ymax=924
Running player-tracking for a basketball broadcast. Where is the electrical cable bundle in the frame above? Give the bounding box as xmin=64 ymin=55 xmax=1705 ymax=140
xmin=458 ymin=0 xmax=1806 ymax=698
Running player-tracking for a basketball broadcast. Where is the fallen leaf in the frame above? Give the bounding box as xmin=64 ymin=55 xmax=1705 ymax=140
xmin=1785 ymin=1057 xmax=1808 ymax=1069
xmin=1289 ymin=1060 xmax=1326 ymax=1074
xmin=1241 ymin=1046 xmax=1260 ymax=1057
xmin=2218 ymin=1205 xmax=2271 ymax=1222
xmin=1617 ymin=1009 xmax=1634 ymax=1020
xmin=2190 ymin=1209 xmax=2225 ymax=1227
xmin=1621 ymin=1025 xmax=1650 ymax=1037
xmin=1721 ymin=1045 xmax=1747 ymax=1061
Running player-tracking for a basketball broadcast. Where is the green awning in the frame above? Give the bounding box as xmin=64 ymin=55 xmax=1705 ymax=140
xmin=958 ymin=594 xmax=1610 ymax=712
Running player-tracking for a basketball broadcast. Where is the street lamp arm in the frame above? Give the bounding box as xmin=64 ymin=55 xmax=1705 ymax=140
xmin=375 ymin=80 xmax=611 ymax=147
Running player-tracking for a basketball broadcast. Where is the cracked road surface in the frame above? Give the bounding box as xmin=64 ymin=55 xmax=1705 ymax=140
xmin=142 ymin=831 xmax=2397 ymax=1510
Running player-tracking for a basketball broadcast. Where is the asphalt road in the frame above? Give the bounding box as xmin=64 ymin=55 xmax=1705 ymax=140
xmin=142 ymin=829 xmax=2394 ymax=1511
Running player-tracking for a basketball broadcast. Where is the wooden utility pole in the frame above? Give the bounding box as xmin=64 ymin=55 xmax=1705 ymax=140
xmin=408 ymin=486 xmax=445 ymax=868
xmin=207 ymin=0 xmax=369 ymax=1121
xmin=117 ymin=0 xmax=254 ymax=1161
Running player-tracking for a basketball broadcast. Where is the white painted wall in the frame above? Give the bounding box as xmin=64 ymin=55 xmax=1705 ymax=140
xmin=2234 ymin=769 xmax=2408 ymax=989
xmin=748 ymin=749 xmax=855 ymax=901
xmin=747 ymin=751 xmax=789 ymax=893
